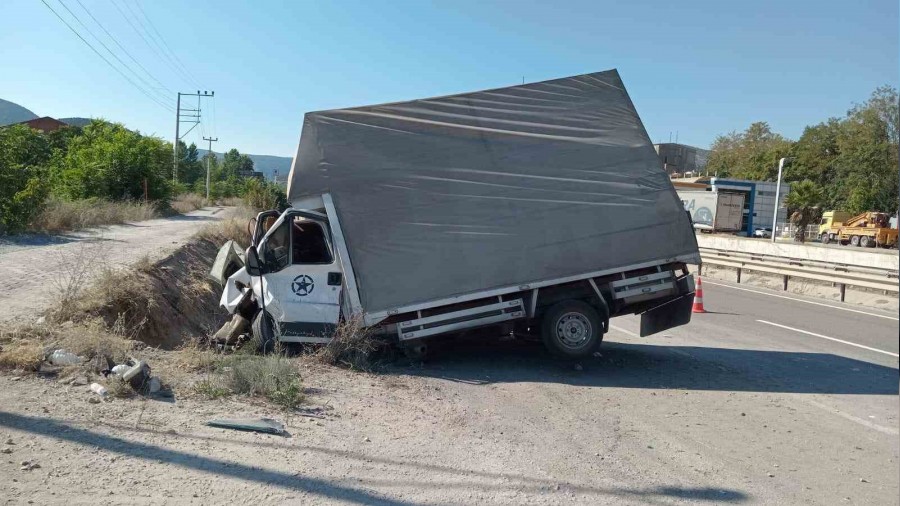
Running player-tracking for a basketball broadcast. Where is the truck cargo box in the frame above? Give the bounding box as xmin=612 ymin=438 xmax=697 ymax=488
xmin=287 ymin=69 xmax=700 ymax=314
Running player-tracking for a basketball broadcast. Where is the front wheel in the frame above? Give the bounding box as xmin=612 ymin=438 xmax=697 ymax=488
xmin=251 ymin=310 xmax=277 ymax=354
xmin=541 ymin=300 xmax=603 ymax=358
xmin=820 ymin=233 xmax=830 ymax=244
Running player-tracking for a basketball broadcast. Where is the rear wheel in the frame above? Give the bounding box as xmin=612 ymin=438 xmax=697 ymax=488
xmin=850 ymin=235 xmax=860 ymax=247
xmin=252 ymin=310 xmax=277 ymax=354
xmin=541 ymin=300 xmax=603 ymax=358
xmin=402 ymin=341 xmax=428 ymax=361
xmin=860 ymin=236 xmax=874 ymax=248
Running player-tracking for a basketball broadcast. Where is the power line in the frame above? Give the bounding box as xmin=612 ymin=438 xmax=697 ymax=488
xmin=111 ymin=0 xmax=194 ymax=87
xmin=119 ymin=0 xmax=198 ymax=88
xmin=55 ymin=0 xmax=170 ymax=104
xmin=132 ymin=1 xmax=203 ymax=88
xmin=73 ymin=0 xmax=173 ymax=95
xmin=39 ymin=0 xmax=174 ymax=112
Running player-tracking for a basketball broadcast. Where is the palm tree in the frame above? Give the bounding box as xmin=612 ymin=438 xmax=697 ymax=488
xmin=785 ymin=180 xmax=825 ymax=243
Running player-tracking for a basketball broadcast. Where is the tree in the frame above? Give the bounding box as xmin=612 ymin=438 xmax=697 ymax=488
xmin=785 ymin=180 xmax=824 ymax=243
xmin=53 ymin=120 xmax=172 ymax=201
xmin=706 ymin=122 xmax=792 ymax=180
xmin=0 ymin=125 xmax=51 ymax=233
xmin=176 ymin=141 xmax=203 ymax=187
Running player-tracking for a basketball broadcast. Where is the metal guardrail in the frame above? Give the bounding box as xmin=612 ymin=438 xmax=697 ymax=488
xmin=698 ymin=247 xmax=899 ymax=301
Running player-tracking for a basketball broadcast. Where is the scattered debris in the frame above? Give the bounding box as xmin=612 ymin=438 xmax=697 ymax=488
xmin=1 ymin=448 xmax=12 ymax=454
xmin=110 ymin=364 xmax=129 ymax=376
xmin=20 ymin=461 xmax=40 ymax=471
xmin=87 ymin=397 xmax=101 ymax=404
xmin=767 ymin=473 xmax=775 ymax=478
xmin=47 ymin=349 xmax=83 ymax=366
xmin=860 ymin=478 xmax=868 ymax=483
xmin=90 ymin=382 xmax=108 ymax=398
xmin=206 ymin=418 xmax=286 ymax=435
xmin=121 ymin=360 xmax=151 ymax=390
xmin=212 ymin=314 xmax=250 ymax=346
xmin=363 ymin=436 xmax=371 ymax=443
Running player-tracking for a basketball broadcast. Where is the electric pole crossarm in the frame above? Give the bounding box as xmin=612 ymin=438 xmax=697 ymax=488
xmin=173 ymin=90 xmax=214 ymax=184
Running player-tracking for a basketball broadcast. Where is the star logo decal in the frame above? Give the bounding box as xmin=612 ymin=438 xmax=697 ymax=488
xmin=292 ymin=275 xmax=314 ymax=296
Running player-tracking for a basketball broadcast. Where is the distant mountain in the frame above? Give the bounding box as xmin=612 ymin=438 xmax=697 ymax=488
xmin=59 ymin=117 xmax=93 ymax=128
xmin=0 ymin=98 xmax=38 ymax=126
xmin=197 ymin=148 xmax=293 ymax=182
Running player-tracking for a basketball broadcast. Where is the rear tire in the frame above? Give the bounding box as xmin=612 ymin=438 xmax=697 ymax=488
xmin=252 ymin=310 xmax=277 ymax=354
xmin=402 ymin=342 xmax=428 ymax=361
xmin=850 ymin=235 xmax=860 ymax=247
xmin=860 ymin=236 xmax=874 ymax=248
xmin=540 ymin=300 xmax=603 ymax=358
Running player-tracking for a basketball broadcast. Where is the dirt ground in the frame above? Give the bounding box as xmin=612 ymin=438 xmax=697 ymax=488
xmin=1 ymin=319 xmax=897 ymax=505
xmin=0 ymin=207 xmax=230 ymax=324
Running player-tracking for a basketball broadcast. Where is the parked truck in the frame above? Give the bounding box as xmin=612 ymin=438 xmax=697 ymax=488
xmin=678 ymin=190 xmax=745 ymax=233
xmin=212 ymin=70 xmax=700 ymax=359
xmin=818 ymin=210 xmax=852 ymax=240
xmin=821 ymin=212 xmax=898 ymax=248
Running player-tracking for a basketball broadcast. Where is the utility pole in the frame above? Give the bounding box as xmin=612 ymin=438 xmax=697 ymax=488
xmin=173 ymin=90 xmax=214 ymax=183
xmin=772 ymin=157 xmax=793 ymax=243
xmin=203 ymin=136 xmax=218 ymax=200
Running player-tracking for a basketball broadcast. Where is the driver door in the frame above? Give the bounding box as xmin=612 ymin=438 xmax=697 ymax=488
xmin=258 ymin=211 xmax=342 ymax=339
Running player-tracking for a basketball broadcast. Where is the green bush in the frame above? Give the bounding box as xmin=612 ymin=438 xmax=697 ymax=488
xmin=244 ymin=178 xmax=287 ymax=211
xmin=0 ymin=125 xmax=51 ymax=234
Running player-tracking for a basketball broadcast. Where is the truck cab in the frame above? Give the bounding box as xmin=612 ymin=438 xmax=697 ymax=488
xmin=818 ymin=211 xmax=851 ymax=240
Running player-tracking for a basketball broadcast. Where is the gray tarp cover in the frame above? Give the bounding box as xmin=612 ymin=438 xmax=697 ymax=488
xmin=288 ymin=69 xmax=699 ymax=314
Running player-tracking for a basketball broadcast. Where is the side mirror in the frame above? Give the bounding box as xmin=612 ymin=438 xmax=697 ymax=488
xmin=245 ymin=247 xmax=264 ymax=276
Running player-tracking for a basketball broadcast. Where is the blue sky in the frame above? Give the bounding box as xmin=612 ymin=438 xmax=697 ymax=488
xmin=1 ymin=0 xmax=896 ymax=157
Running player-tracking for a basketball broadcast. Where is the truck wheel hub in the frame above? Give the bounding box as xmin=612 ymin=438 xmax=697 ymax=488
xmin=556 ymin=313 xmax=591 ymax=348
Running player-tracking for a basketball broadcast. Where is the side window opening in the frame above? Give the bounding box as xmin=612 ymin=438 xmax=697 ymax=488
xmin=262 ymin=220 xmax=291 ymax=272
xmin=292 ymin=218 xmax=333 ymax=264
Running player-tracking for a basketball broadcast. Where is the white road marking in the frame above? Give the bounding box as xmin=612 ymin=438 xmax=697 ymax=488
xmin=703 ymin=280 xmax=899 ymax=321
xmin=609 ymin=324 xmax=639 ymax=337
xmin=803 ymin=398 xmax=899 ymax=436
xmin=756 ymin=320 xmax=899 ymax=358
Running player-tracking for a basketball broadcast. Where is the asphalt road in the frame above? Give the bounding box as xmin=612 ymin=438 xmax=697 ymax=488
xmin=407 ymin=278 xmax=899 ymax=504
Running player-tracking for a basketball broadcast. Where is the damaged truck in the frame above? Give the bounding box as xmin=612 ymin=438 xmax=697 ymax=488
xmin=211 ymin=69 xmax=701 ymax=359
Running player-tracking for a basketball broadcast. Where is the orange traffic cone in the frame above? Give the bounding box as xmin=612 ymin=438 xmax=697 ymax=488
xmin=692 ymin=276 xmax=707 ymax=313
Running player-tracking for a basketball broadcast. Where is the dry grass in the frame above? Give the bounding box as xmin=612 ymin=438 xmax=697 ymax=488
xmin=0 ymin=321 xmax=135 ymax=374
xmin=196 ymin=209 xmax=254 ymax=249
xmin=170 ymin=193 xmax=209 ymax=214
xmin=315 ymin=315 xmax=377 ymax=370
xmin=0 ymin=340 xmax=45 ymax=371
xmin=216 ymin=197 xmax=244 ymax=207
xmin=30 ymin=197 xmax=161 ymax=234
xmin=48 ymin=235 xmax=230 ymax=348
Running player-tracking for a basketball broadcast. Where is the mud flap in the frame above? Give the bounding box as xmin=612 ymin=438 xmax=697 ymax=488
xmin=209 ymin=240 xmax=245 ymax=287
xmin=639 ymin=292 xmax=695 ymax=337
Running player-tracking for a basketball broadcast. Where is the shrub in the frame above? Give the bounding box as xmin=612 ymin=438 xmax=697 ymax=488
xmin=315 ymin=315 xmax=377 ymax=370
xmin=243 ymin=178 xmax=287 ymax=211
xmin=0 ymin=125 xmax=51 ymax=234
xmin=216 ymin=354 xmax=304 ymax=409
